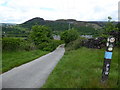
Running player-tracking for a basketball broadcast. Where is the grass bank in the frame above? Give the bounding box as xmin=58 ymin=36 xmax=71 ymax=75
xmin=42 ymin=47 xmax=118 ymax=88
xmin=2 ymin=50 xmax=49 ymax=73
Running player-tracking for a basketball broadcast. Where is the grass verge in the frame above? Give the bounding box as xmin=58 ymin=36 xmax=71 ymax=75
xmin=42 ymin=47 xmax=118 ymax=88
xmin=2 ymin=50 xmax=49 ymax=73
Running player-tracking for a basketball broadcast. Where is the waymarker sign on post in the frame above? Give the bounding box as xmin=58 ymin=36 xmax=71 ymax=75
xmin=101 ymin=36 xmax=115 ymax=83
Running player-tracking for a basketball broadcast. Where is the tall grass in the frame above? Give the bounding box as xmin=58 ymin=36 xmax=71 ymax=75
xmin=42 ymin=47 xmax=118 ymax=88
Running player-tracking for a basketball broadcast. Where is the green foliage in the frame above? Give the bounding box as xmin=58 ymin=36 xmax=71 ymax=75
xmin=101 ymin=16 xmax=118 ymax=35
xmin=30 ymin=25 xmax=64 ymax=51
xmin=116 ymin=41 xmax=120 ymax=47
xmin=20 ymin=40 xmax=36 ymax=51
xmin=98 ymin=17 xmax=119 ymax=46
xmin=61 ymin=29 xmax=79 ymax=44
xmin=30 ymin=25 xmax=52 ymax=46
xmin=38 ymin=40 xmax=64 ymax=51
xmin=100 ymin=34 xmax=109 ymax=38
xmin=46 ymin=21 xmax=69 ymax=31
xmin=66 ymin=37 xmax=87 ymax=51
xmin=2 ymin=37 xmax=35 ymax=51
xmin=2 ymin=37 xmax=22 ymax=51
xmin=75 ymin=26 xmax=97 ymax=35
xmin=53 ymin=40 xmax=64 ymax=45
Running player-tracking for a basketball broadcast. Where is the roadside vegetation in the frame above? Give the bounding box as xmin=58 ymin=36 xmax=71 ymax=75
xmin=42 ymin=47 xmax=118 ymax=88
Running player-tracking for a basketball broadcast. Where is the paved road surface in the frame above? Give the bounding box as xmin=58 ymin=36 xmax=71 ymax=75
xmin=0 ymin=45 xmax=65 ymax=89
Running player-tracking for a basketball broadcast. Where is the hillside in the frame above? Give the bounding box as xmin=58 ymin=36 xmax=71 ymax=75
xmin=18 ymin=17 xmax=103 ymax=36
xmin=20 ymin=17 xmax=102 ymax=30
xmin=2 ymin=17 xmax=118 ymax=37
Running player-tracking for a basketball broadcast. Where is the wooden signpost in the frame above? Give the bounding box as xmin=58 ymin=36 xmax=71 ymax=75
xmin=101 ymin=36 xmax=115 ymax=83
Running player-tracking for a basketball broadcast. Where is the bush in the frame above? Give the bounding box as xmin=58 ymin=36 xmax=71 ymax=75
xmin=20 ymin=40 xmax=36 ymax=51
xmin=53 ymin=40 xmax=64 ymax=46
xmin=61 ymin=29 xmax=79 ymax=44
xmin=30 ymin=25 xmax=52 ymax=46
xmin=30 ymin=25 xmax=61 ymax=51
xmin=2 ymin=37 xmax=36 ymax=51
xmin=38 ymin=40 xmax=64 ymax=51
xmin=2 ymin=38 xmax=22 ymax=51
xmin=66 ymin=37 xmax=86 ymax=51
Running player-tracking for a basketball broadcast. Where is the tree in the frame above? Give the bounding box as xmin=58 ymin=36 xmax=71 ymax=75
xmin=103 ymin=16 xmax=118 ymax=35
xmin=30 ymin=25 xmax=52 ymax=48
xmin=99 ymin=17 xmax=119 ymax=47
xmin=98 ymin=16 xmax=118 ymax=38
xmin=30 ymin=25 xmax=64 ymax=51
xmin=61 ymin=29 xmax=79 ymax=44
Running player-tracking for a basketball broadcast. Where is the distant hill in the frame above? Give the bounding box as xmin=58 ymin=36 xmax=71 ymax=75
xmin=21 ymin=17 xmax=44 ymax=28
xmin=20 ymin=17 xmax=102 ymax=30
xmin=21 ymin=17 xmax=118 ymax=29
xmin=2 ymin=17 xmax=118 ymax=37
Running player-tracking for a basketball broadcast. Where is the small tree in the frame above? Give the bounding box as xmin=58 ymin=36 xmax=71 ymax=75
xmin=103 ymin=16 xmax=118 ymax=36
xmin=30 ymin=25 xmax=52 ymax=48
xmin=97 ymin=16 xmax=118 ymax=38
xmin=99 ymin=17 xmax=119 ymax=46
xmin=61 ymin=29 xmax=79 ymax=44
xmin=30 ymin=25 xmax=63 ymax=51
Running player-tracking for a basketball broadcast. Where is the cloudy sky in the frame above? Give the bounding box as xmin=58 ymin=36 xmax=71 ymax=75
xmin=0 ymin=0 xmax=119 ymax=24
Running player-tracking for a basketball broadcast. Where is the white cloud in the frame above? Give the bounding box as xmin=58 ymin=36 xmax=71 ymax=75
xmin=0 ymin=0 xmax=119 ymax=24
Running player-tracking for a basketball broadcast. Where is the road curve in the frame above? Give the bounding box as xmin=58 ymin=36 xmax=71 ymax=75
xmin=1 ymin=44 xmax=65 ymax=89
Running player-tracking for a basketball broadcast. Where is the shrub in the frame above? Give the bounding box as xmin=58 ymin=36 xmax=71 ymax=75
xmin=66 ymin=37 xmax=86 ymax=51
xmin=2 ymin=37 xmax=36 ymax=51
xmin=20 ymin=40 xmax=36 ymax=51
xmin=38 ymin=40 xmax=64 ymax=51
xmin=30 ymin=25 xmax=52 ymax=46
xmin=30 ymin=25 xmax=64 ymax=51
xmin=61 ymin=29 xmax=79 ymax=44
xmin=2 ymin=38 xmax=22 ymax=51
xmin=53 ymin=40 xmax=64 ymax=46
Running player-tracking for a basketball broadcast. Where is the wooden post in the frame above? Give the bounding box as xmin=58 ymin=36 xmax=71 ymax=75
xmin=101 ymin=36 xmax=115 ymax=83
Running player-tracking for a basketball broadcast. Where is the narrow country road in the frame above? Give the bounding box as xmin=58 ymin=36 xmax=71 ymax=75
xmin=0 ymin=45 xmax=65 ymax=89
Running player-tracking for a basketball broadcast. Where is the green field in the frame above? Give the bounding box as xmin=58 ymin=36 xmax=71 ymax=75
xmin=42 ymin=47 xmax=118 ymax=88
xmin=2 ymin=50 xmax=49 ymax=73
